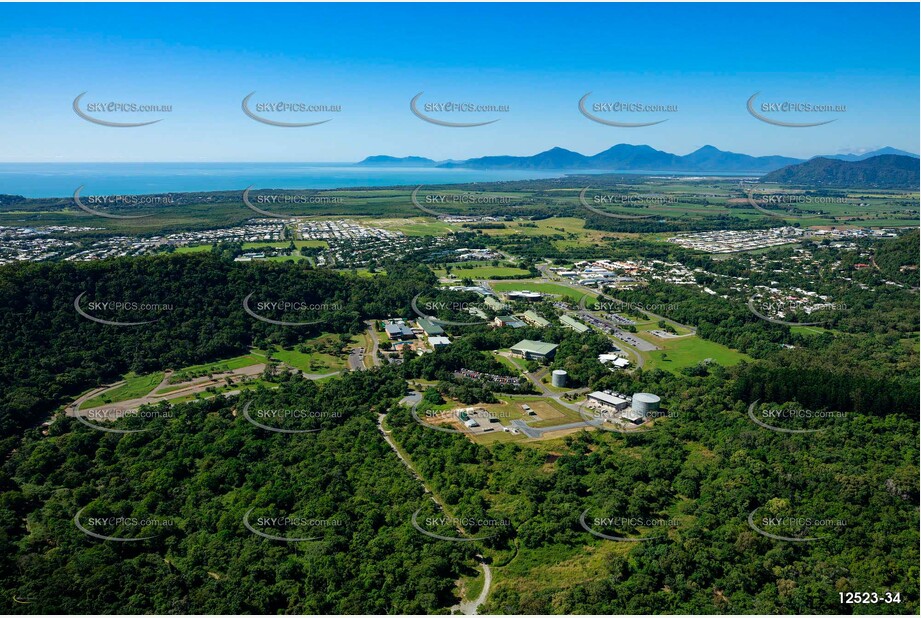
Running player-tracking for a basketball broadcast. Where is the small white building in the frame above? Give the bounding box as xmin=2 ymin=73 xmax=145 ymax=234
xmin=586 ymin=391 xmax=629 ymax=411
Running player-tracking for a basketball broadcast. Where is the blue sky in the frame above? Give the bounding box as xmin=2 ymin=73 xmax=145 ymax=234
xmin=0 ymin=2 xmax=917 ymax=162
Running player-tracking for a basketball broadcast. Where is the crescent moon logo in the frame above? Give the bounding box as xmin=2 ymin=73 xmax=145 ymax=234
xmin=578 ymin=93 xmax=668 ymax=128
xmin=410 ymin=508 xmax=497 ymax=542
xmin=579 ymin=187 xmax=653 ymax=220
xmin=74 ymin=292 xmax=159 ymax=326
xmin=73 ymin=186 xmax=154 ymax=220
xmin=73 ymin=506 xmax=158 ymax=542
xmin=747 ymin=506 xmax=821 ymax=542
xmin=242 ymin=508 xmax=321 ymax=542
xmin=578 ymin=509 xmax=661 ymax=542
xmin=241 ymin=92 xmax=333 ymax=127
xmin=72 ymin=92 xmax=163 ymax=128
xmin=242 ymin=293 xmax=325 ymax=326
xmin=746 ymin=92 xmax=837 ymax=128
xmin=410 ymin=92 xmax=500 ymax=128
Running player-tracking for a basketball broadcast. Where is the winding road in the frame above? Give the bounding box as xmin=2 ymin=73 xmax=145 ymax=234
xmin=381 ymin=395 xmax=492 ymax=615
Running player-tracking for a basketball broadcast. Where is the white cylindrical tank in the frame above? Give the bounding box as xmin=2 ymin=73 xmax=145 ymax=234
xmin=631 ymin=392 xmax=660 ymax=416
xmin=551 ymin=369 xmax=567 ymax=388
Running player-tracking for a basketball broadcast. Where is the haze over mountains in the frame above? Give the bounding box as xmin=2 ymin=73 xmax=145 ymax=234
xmin=357 ymin=145 xmax=919 ymax=173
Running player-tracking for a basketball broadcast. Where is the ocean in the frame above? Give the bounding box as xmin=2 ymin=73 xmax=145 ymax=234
xmin=0 ymin=163 xmax=566 ymax=198
xmin=0 ymin=163 xmax=759 ymax=198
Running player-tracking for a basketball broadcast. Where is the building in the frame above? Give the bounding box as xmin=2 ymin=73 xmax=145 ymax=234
xmin=416 ymin=318 xmax=445 ymax=337
xmin=384 ymin=320 xmax=415 ymax=340
xmin=522 ymin=310 xmax=550 ymax=328
xmin=429 ymin=336 xmax=451 ymax=349
xmin=631 ymin=393 xmax=661 ymax=416
xmin=560 ymin=315 xmax=589 ymax=333
xmin=599 ymin=353 xmax=631 ymax=369
xmin=493 ymin=315 xmax=526 ymax=328
xmin=507 ymin=290 xmax=543 ymax=301
xmin=586 ymin=391 xmax=629 ymax=411
xmin=622 ymin=410 xmax=645 ymax=425
xmin=510 ymin=339 xmax=558 ymax=361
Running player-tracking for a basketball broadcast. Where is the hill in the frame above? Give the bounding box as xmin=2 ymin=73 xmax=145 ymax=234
xmin=761 ymin=154 xmax=920 ymax=189
xmin=356 ymin=155 xmax=437 ymax=167
xmin=441 ymin=144 xmax=801 ymax=172
xmin=817 ymin=147 xmax=919 ymax=162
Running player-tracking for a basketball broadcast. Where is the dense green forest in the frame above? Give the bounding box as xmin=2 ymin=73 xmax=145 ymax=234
xmin=0 ymin=371 xmax=472 ymax=613
xmin=0 ymin=253 xmax=435 ymax=443
xmin=388 ymin=364 xmax=919 ymax=614
xmin=0 ymin=247 xmax=917 ymax=614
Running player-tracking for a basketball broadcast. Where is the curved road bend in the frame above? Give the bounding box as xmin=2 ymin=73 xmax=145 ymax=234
xmin=381 ymin=395 xmax=492 ymax=615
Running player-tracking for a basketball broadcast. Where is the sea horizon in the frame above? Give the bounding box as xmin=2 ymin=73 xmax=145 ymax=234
xmin=0 ymin=162 xmax=757 ymax=199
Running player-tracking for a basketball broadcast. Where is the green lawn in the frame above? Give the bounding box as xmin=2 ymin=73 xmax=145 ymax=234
xmin=644 ymin=336 xmax=751 ymax=372
xmin=435 ymin=264 xmax=534 ymax=279
xmin=168 ymin=353 xmax=263 ymax=383
xmin=82 ymin=372 xmax=164 ymax=407
xmin=174 ymin=244 xmax=212 ymax=253
xmin=269 ymin=348 xmax=345 ymax=373
xmin=490 ymin=281 xmax=598 ymax=305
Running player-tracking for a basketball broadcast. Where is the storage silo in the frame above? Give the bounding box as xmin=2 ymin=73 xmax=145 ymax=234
xmin=551 ymin=370 xmax=567 ymax=388
xmin=631 ymin=392 xmax=660 ymax=417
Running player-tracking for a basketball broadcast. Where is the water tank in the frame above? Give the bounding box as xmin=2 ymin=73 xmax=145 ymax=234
xmin=631 ymin=392 xmax=660 ymax=416
xmin=551 ymin=369 xmax=567 ymax=388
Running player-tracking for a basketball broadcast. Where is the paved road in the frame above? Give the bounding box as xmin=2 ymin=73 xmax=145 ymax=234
xmin=365 ymin=320 xmax=382 ymax=367
xmin=385 ymin=394 xmax=492 ymax=615
xmin=456 ymin=558 xmax=492 ymax=615
xmin=510 ymin=418 xmax=598 ymax=438
xmin=347 ymin=348 xmax=365 ymax=371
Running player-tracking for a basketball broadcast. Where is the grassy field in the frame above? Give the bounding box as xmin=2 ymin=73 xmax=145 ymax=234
xmin=644 ymin=336 xmax=751 ymax=372
xmin=168 ymin=353 xmax=263 ymax=383
xmin=268 ymin=348 xmax=345 ymax=373
xmin=82 ymin=372 xmax=164 ymax=407
xmin=174 ymin=244 xmax=213 ymax=253
xmin=490 ymin=281 xmax=598 ymax=306
xmin=435 ymin=264 xmax=534 ymax=279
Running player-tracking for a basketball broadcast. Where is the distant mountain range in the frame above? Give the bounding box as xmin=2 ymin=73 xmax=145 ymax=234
xmin=356 ymin=145 xmax=919 ymax=174
xmin=761 ymin=154 xmax=920 ymax=189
